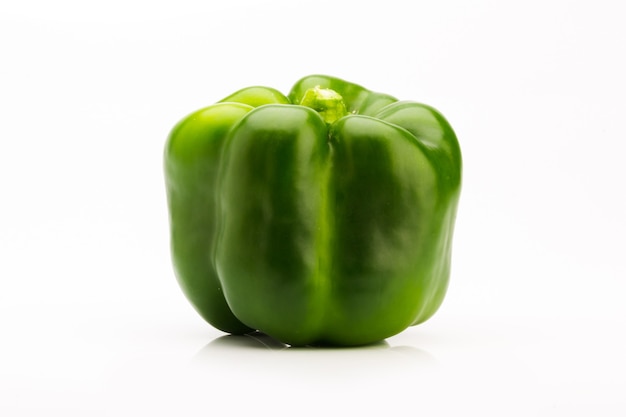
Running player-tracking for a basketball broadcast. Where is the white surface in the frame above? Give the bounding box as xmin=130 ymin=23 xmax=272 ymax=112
xmin=1 ymin=0 xmax=625 ymax=415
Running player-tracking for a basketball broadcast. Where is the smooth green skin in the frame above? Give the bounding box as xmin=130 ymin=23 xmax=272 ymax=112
xmin=164 ymin=75 xmax=461 ymax=346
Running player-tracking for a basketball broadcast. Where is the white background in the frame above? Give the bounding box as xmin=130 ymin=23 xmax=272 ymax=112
xmin=2 ymin=0 xmax=625 ymax=415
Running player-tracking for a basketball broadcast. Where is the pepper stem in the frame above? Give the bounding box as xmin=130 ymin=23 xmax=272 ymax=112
xmin=299 ymin=86 xmax=348 ymax=124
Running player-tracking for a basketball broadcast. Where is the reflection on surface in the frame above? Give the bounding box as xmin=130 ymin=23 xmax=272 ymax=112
xmin=204 ymin=332 xmax=391 ymax=350
xmin=176 ymin=332 xmax=443 ymax=413
xmin=190 ymin=331 xmax=439 ymax=380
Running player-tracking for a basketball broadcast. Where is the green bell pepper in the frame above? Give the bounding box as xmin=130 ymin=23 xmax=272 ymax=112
xmin=164 ymin=75 xmax=462 ymax=346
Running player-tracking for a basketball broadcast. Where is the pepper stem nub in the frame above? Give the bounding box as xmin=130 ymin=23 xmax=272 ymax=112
xmin=299 ymin=86 xmax=348 ymax=124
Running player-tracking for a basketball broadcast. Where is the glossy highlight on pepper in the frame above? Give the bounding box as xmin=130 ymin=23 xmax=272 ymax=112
xmin=164 ymin=75 xmax=462 ymax=346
